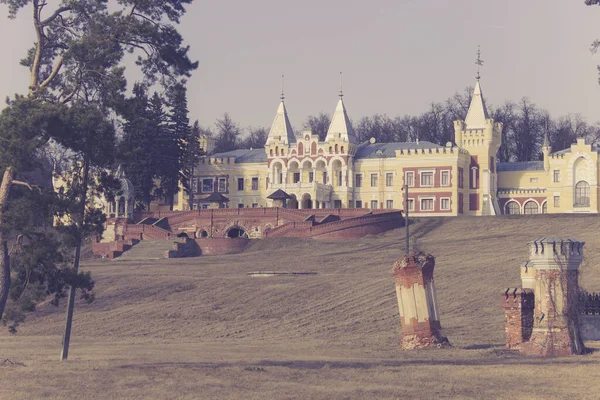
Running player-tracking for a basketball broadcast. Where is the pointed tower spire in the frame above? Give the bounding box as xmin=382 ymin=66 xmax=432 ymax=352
xmin=326 ymin=73 xmax=357 ymax=144
xmin=464 ymin=79 xmax=490 ymax=130
xmin=543 ymin=130 xmax=550 ymax=149
xmin=266 ymin=76 xmax=295 ymax=146
xmin=475 ymin=45 xmax=483 ymax=81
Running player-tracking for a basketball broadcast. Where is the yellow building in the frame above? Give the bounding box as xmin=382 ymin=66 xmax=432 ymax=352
xmin=182 ymin=76 xmax=600 ymax=216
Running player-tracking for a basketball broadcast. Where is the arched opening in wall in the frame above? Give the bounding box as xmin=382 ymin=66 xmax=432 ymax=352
xmin=541 ymin=201 xmax=547 ymax=214
xmin=272 ymin=161 xmax=283 ymax=185
xmin=270 ymin=149 xmax=273 ymax=157
xmin=505 ymin=201 xmax=520 ymax=215
xmin=335 ymin=144 xmax=339 ymax=154
xmin=341 ymin=146 xmax=344 ymax=154
xmin=226 ymin=226 xmax=248 ymax=238
xmin=288 ymin=161 xmax=300 ymax=184
xmin=276 ymin=146 xmax=279 ymax=156
xmin=301 ymin=193 xmax=312 ymax=209
xmin=316 ymin=159 xmax=327 ymax=184
xmin=523 ymin=201 xmax=539 ymax=215
xmin=575 ymin=181 xmax=590 ymax=207
xmin=331 ymin=159 xmax=343 ymax=186
xmin=288 ymin=194 xmax=298 ymax=209
xmin=311 ymin=142 xmax=317 ymax=154
xmin=298 ymin=142 xmax=304 ymax=156
xmin=329 ymin=146 xmax=332 ymax=154
xmin=197 ymin=229 xmax=209 ymax=238
xmin=302 ymin=160 xmax=313 ymax=183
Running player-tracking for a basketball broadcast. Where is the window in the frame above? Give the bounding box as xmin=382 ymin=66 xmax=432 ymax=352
xmin=554 ymin=196 xmax=560 ymax=207
xmin=575 ymin=181 xmax=590 ymax=206
xmin=309 ymin=172 xmax=314 ymax=183
xmin=440 ymin=198 xmax=450 ymax=210
xmin=355 ymin=200 xmax=362 ymax=208
xmin=237 ymin=203 xmax=244 ymax=208
xmin=420 ymin=172 xmax=433 ymax=187
xmin=370 ymin=200 xmax=378 ymax=209
xmin=505 ymin=201 xmax=520 ymax=215
xmin=471 ymin=167 xmax=478 ymax=189
xmin=441 ymin=171 xmax=450 ymax=186
xmin=252 ymin=203 xmax=258 ymax=208
xmin=530 ymin=177 xmax=538 ymax=183
xmin=218 ymin=178 xmax=227 ymax=192
xmin=252 ymin=177 xmax=259 ymax=190
xmin=337 ymin=171 xmax=343 ymax=186
xmin=458 ymin=168 xmax=464 ymax=188
xmin=334 ymin=200 xmax=342 ymax=208
xmin=202 ymin=178 xmax=213 ymax=193
xmin=524 ymin=201 xmax=539 ymax=214
xmin=553 ymin=170 xmax=560 ymax=183
xmin=542 ymin=202 xmax=547 ymax=214
xmin=406 ymin=199 xmax=414 ymax=211
xmin=278 ymin=172 xmax=283 ymax=185
xmin=420 ymin=198 xmax=434 ymax=211
xmin=293 ymin=172 xmax=300 ymax=183
xmin=371 ymin=174 xmax=378 ymax=187
xmin=405 ymin=171 xmax=414 ymax=187
xmin=323 ymin=171 xmax=327 ymax=184
xmin=386 ymin=200 xmax=394 ymax=209
xmin=201 ymin=204 xmax=209 ymax=209
xmin=386 ymin=173 xmax=393 ymax=187
xmin=355 ymin=174 xmax=362 ymax=187
xmin=192 ymin=177 xmax=199 ymax=193
xmin=237 ymin=178 xmax=244 ymax=191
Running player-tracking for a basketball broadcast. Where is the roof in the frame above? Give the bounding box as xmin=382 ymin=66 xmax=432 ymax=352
xmin=267 ymin=189 xmax=292 ymax=200
xmin=266 ymin=100 xmax=296 ymax=145
xmin=325 ymin=98 xmax=358 ymax=144
xmin=199 ymin=192 xmax=230 ymax=203
xmin=210 ymin=148 xmax=267 ymax=163
xmin=464 ymin=80 xmax=490 ymax=129
xmin=497 ymin=161 xmax=544 ymax=172
xmin=355 ymin=141 xmax=443 ymax=159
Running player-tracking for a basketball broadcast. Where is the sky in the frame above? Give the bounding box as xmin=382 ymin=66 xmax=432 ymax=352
xmin=1 ymin=0 xmax=600 ymax=133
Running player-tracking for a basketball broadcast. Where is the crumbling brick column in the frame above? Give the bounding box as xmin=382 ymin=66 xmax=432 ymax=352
xmin=521 ymin=238 xmax=585 ymax=356
xmin=392 ymin=252 xmax=449 ymax=349
xmin=502 ymin=288 xmax=534 ymax=349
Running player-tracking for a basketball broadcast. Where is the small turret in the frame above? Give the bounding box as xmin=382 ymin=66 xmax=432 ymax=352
xmin=542 ymin=132 xmax=551 ymax=172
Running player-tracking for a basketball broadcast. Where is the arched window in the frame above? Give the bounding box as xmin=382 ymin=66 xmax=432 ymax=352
xmin=270 ymin=149 xmax=273 ymax=157
xmin=335 ymin=144 xmax=339 ymax=154
xmin=311 ymin=142 xmax=317 ymax=154
xmin=275 ymin=146 xmax=279 ymax=156
xmin=505 ymin=201 xmax=520 ymax=215
xmin=575 ymin=181 xmax=590 ymax=207
xmin=340 ymin=146 xmax=344 ymax=154
xmin=298 ymin=142 xmax=304 ymax=156
xmin=524 ymin=201 xmax=539 ymax=215
xmin=542 ymin=202 xmax=547 ymax=214
xmin=329 ymin=146 xmax=332 ymax=154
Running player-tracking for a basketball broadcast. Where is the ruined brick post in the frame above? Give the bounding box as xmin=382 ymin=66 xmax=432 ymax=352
xmin=392 ymin=253 xmax=449 ymax=349
xmin=521 ymin=238 xmax=585 ymax=356
xmin=502 ymin=288 xmax=534 ymax=349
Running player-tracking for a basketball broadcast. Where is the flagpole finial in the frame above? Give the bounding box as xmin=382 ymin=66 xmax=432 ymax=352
xmin=475 ymin=45 xmax=484 ymax=80
xmin=339 ymin=71 xmax=343 ymax=99
xmin=280 ymin=74 xmax=285 ymax=101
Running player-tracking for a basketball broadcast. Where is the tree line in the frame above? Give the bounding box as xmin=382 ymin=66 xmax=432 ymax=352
xmin=206 ymin=86 xmax=600 ymax=163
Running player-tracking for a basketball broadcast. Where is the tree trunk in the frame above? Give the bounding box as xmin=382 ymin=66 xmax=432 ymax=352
xmin=0 ymin=166 xmax=16 ymax=320
xmin=60 ymin=159 xmax=89 ymax=360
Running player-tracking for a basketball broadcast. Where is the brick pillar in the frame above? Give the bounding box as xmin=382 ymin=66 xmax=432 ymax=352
xmin=392 ymin=253 xmax=449 ymax=349
xmin=521 ymin=238 xmax=585 ymax=356
xmin=502 ymin=288 xmax=534 ymax=349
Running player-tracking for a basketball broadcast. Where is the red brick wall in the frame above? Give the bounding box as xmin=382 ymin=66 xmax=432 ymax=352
xmin=403 ymin=166 xmax=453 ymax=189
xmin=407 ymin=191 xmax=453 ymax=213
xmin=195 ymin=238 xmax=249 ymax=255
xmin=502 ymin=288 xmax=534 ymax=349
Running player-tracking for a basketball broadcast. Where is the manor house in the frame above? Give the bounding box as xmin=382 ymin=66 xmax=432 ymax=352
xmin=175 ymin=78 xmax=600 ymax=216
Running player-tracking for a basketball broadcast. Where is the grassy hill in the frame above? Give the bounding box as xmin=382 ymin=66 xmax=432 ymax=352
xmin=3 ymin=215 xmax=600 ymax=399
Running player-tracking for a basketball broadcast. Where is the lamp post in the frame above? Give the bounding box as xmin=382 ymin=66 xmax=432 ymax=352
xmin=404 ymin=184 xmax=409 ymax=254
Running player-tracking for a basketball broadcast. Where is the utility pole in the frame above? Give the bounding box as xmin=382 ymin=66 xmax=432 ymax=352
xmin=404 ymin=184 xmax=409 ymax=254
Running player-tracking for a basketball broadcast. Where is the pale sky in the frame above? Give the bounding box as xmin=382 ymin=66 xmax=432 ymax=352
xmin=1 ymin=0 xmax=600 ymax=132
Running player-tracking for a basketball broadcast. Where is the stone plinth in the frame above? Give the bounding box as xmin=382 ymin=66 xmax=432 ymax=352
xmin=520 ymin=262 xmax=536 ymax=290
xmin=502 ymin=288 xmax=534 ymax=349
xmin=392 ymin=252 xmax=449 ymax=350
xmin=520 ymin=238 xmax=585 ymax=356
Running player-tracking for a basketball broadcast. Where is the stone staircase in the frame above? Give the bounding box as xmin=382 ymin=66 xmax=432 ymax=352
xmin=114 ymin=240 xmax=176 ymax=261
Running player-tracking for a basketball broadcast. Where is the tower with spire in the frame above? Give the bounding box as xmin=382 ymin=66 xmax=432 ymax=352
xmin=453 ymin=47 xmax=503 ymax=215
xmin=325 ymin=72 xmax=358 ymax=154
xmin=265 ymin=75 xmax=296 ymax=157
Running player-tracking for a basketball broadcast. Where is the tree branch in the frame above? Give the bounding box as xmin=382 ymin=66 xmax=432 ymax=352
xmin=40 ymin=6 xmax=72 ymax=27
xmin=38 ymin=55 xmax=64 ymax=92
xmin=11 ymin=180 xmax=42 ymax=193
xmin=29 ymin=0 xmax=44 ymax=94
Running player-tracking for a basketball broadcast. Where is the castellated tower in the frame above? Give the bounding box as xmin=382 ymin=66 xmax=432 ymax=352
xmin=453 ymin=79 xmax=503 ymax=215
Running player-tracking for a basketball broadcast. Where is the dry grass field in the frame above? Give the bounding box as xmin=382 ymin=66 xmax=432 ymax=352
xmin=4 ymin=215 xmax=600 ymax=399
